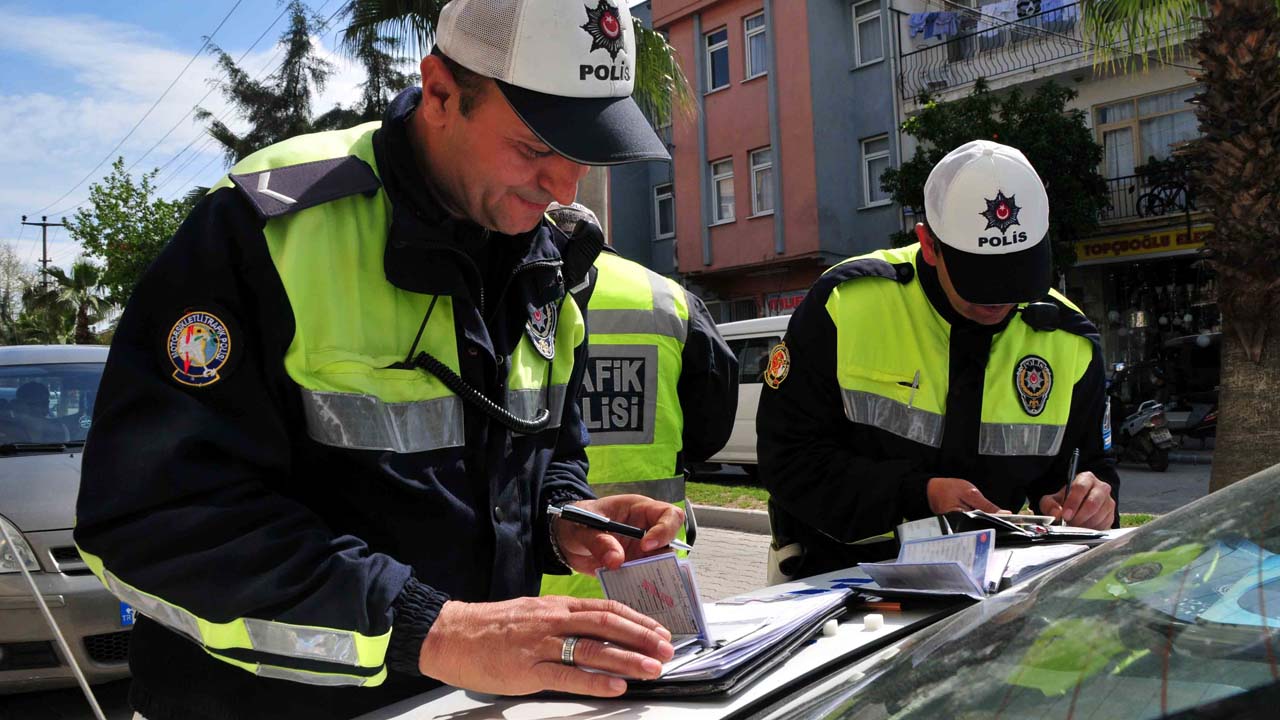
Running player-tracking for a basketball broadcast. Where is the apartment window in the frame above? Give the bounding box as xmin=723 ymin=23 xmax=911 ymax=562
xmin=750 ymin=147 xmax=774 ymax=216
xmin=852 ymin=0 xmax=884 ymax=67
xmin=654 ymin=184 xmax=675 ymax=239
xmin=706 ymin=28 xmax=730 ymax=91
xmin=744 ymin=13 xmax=768 ymax=79
xmin=861 ymin=135 xmax=892 ymax=206
xmin=1095 ymin=86 xmax=1199 ymax=179
xmin=711 ymin=159 xmax=735 ymax=223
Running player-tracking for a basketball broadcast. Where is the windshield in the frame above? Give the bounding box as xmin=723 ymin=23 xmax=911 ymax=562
xmin=771 ymin=464 xmax=1280 ymax=720
xmin=0 ymin=362 xmax=105 ymax=446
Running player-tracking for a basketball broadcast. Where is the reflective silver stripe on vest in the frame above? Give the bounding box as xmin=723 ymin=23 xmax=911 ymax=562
xmin=243 ymin=618 xmax=359 ymax=666
xmin=506 ymin=384 xmax=569 ymax=430
xmin=588 ymin=272 xmax=688 ymax=341
xmin=841 ymin=389 xmax=945 ymax=448
xmin=301 ymin=390 xmax=464 ymax=453
xmin=590 ymin=476 xmax=686 ymax=504
xmin=254 ymin=663 xmax=375 ymax=687
xmin=101 ymin=570 xmax=202 ymax=644
xmin=100 ymin=568 xmax=371 ymax=667
xmin=979 ymin=422 xmax=1067 ymax=457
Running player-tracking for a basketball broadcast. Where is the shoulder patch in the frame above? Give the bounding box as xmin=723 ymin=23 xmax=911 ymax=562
xmin=166 ymin=309 xmax=236 ymax=387
xmin=763 ymin=342 xmax=791 ymax=389
xmin=230 ymin=155 xmax=380 ymax=220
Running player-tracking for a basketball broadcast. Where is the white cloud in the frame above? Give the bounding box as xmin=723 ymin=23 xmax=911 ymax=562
xmin=0 ymin=7 xmax=384 ymax=270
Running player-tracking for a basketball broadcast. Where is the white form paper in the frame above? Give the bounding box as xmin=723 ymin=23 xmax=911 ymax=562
xmin=598 ymin=554 xmax=702 ymax=638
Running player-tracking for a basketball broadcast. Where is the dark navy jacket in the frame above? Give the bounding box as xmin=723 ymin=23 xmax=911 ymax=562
xmin=73 ymin=89 xmax=595 ymax=720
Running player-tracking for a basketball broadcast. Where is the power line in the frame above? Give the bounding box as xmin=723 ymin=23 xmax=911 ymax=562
xmin=30 ymin=0 xmax=247 ymax=216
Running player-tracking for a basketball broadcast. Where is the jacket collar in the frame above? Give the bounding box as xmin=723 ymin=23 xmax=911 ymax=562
xmin=372 ymin=87 xmax=564 ymax=309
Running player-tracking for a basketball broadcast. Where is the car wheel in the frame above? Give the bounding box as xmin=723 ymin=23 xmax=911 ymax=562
xmin=741 ymin=465 xmax=758 ymax=482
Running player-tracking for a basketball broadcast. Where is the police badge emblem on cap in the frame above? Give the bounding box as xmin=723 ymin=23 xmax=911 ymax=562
xmin=527 ymin=302 xmax=558 ymax=360
xmin=1014 ymin=354 xmax=1052 ymax=416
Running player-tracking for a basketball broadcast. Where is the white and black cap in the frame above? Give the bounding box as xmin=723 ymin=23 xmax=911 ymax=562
xmin=436 ymin=0 xmax=669 ymax=166
xmin=924 ymin=140 xmax=1051 ymax=305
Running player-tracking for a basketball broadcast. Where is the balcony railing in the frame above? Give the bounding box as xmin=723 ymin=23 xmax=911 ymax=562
xmin=896 ymin=3 xmax=1198 ymax=102
xmin=1101 ymin=174 xmax=1197 ymax=223
xmin=898 ymin=2 xmax=1086 ymax=102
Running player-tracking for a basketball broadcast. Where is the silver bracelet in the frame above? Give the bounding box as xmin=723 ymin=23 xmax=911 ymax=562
xmin=548 ymin=507 xmax=571 ymax=569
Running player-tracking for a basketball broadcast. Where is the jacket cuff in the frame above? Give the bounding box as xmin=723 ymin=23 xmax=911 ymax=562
xmin=386 ymin=577 xmax=450 ymax=676
xmin=539 ymin=488 xmax=595 ymax=575
xmin=898 ymin=471 xmax=935 ymax=521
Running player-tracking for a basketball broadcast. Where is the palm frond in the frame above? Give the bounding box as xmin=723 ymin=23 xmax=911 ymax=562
xmin=1081 ymin=0 xmax=1207 ymax=71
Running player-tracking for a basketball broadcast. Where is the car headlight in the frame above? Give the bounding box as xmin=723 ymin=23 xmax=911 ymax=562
xmin=0 ymin=515 xmax=40 ymax=574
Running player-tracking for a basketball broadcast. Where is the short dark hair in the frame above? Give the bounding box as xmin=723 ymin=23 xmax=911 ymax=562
xmin=434 ymin=49 xmax=487 ymax=117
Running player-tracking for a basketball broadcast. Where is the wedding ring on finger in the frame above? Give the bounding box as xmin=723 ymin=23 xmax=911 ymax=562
xmin=561 ymin=636 xmax=580 ymax=666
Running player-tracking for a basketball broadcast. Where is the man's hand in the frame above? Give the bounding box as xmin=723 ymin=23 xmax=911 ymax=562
xmin=554 ymin=495 xmax=685 ymax=576
xmin=926 ymin=477 xmax=1007 ymax=514
xmin=418 ymin=596 xmax=676 ymax=697
xmin=1038 ymin=471 xmax=1115 ymax=529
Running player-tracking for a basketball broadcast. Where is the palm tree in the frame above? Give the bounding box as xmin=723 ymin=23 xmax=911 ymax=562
xmin=1081 ymin=0 xmax=1280 ymax=488
xmin=338 ymin=0 xmax=694 ymax=127
xmin=42 ymin=261 xmax=111 ymax=345
xmin=15 ymin=285 xmax=74 ymax=345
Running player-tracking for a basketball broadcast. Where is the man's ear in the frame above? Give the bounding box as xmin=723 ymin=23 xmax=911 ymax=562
xmin=418 ymin=55 xmax=457 ymax=125
xmin=916 ymin=223 xmax=939 ymax=267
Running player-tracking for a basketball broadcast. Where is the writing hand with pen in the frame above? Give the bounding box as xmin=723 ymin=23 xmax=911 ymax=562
xmin=552 ymin=495 xmax=687 ymax=575
xmin=1035 ymin=447 xmax=1115 ymax=529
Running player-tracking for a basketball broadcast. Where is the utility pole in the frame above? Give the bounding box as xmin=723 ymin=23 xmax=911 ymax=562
xmin=20 ymin=215 xmax=66 ymax=292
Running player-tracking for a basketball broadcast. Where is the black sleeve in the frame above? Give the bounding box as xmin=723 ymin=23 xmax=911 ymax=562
xmin=535 ymin=293 xmax=595 ymax=574
xmin=757 ymin=279 xmax=935 ymax=544
xmin=677 ymin=291 xmax=739 ymax=464
xmin=74 ymin=188 xmax=423 ymax=680
xmin=1026 ymin=341 xmax=1122 ymax=526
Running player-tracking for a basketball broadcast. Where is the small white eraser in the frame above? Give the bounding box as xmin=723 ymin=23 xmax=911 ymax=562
xmin=863 ymin=613 xmax=884 ymax=631
xmin=822 ymin=619 xmax=839 ymax=637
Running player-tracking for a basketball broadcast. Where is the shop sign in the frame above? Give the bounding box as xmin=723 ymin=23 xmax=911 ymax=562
xmin=1074 ymin=225 xmax=1212 ymax=265
xmin=765 ymin=290 xmax=807 ymax=316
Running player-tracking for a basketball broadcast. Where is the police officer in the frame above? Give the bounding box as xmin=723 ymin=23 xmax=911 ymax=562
xmin=540 ymin=203 xmax=738 ymax=598
xmin=758 ymin=141 xmax=1119 ymax=580
xmin=74 ymin=2 xmax=688 ymax=718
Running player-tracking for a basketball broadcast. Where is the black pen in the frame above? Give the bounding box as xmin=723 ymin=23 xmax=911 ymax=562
xmin=1058 ymin=448 xmax=1080 ymax=526
xmin=548 ymin=503 xmax=694 ymax=552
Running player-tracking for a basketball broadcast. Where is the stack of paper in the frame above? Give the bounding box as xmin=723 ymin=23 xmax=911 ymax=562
xmin=597 ymin=554 xmax=850 ymax=682
xmin=860 ymin=530 xmax=996 ymax=599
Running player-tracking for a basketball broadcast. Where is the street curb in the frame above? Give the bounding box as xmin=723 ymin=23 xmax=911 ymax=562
xmin=694 ymin=505 xmax=769 ymax=534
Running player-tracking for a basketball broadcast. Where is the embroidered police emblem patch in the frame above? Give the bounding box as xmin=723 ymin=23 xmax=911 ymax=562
xmin=581 ymin=0 xmax=626 ymax=60
xmin=167 ymin=311 xmax=231 ymax=387
xmin=763 ymin=342 xmax=790 ymax=389
xmin=527 ymin=302 xmax=558 ymax=360
xmin=980 ymin=191 xmax=1022 ymax=233
xmin=1014 ymin=354 xmax=1052 ymax=416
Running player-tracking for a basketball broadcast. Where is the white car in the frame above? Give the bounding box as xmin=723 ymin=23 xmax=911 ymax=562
xmin=705 ymin=316 xmax=789 ymax=478
xmin=0 ymin=345 xmax=130 ymax=694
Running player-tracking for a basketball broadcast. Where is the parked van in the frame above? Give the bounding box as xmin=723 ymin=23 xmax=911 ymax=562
xmin=705 ymin=315 xmax=790 ymax=478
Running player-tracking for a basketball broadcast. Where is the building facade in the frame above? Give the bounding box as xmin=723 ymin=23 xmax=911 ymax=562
xmin=609 ymin=0 xmax=904 ymax=322
xmin=893 ymin=1 xmax=1217 ymax=406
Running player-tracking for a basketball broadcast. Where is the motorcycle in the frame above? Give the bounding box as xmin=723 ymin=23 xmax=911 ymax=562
xmin=1108 ymin=362 xmax=1179 ymax=471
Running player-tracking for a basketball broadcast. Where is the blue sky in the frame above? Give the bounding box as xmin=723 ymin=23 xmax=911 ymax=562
xmin=0 ymin=0 xmax=388 ymax=271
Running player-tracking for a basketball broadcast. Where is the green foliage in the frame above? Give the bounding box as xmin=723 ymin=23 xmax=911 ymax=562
xmin=65 ymin=157 xmax=188 ymax=305
xmin=197 ymin=0 xmax=336 ymax=164
xmin=0 ymin=243 xmax=35 ymax=345
xmin=315 ymin=33 xmax=420 ymax=130
xmin=42 ymin=262 xmax=110 ymax=345
xmin=880 ymin=81 xmax=1108 ymax=274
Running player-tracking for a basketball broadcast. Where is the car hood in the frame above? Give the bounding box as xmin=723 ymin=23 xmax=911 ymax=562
xmin=0 ymin=451 xmax=82 ymax=532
